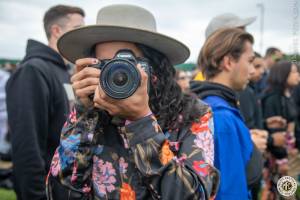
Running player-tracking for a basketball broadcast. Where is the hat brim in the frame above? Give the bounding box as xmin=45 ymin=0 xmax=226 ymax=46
xmin=58 ymin=25 xmax=190 ymax=65
xmin=235 ymin=16 xmax=257 ymax=27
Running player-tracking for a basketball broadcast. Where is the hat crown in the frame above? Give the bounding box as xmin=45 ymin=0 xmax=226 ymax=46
xmin=96 ymin=4 xmax=157 ymax=32
xmin=58 ymin=4 xmax=190 ymax=65
xmin=212 ymin=13 xmax=240 ymax=27
xmin=205 ymin=13 xmax=256 ymax=38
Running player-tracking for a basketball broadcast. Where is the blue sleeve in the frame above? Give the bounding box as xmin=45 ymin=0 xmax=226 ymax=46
xmin=213 ymin=110 xmax=251 ymax=200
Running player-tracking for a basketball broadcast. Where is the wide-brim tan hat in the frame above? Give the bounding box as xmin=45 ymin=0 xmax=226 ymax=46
xmin=58 ymin=4 xmax=190 ymax=65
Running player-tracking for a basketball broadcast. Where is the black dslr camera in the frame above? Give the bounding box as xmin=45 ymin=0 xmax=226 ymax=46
xmin=91 ymin=49 xmax=151 ymax=99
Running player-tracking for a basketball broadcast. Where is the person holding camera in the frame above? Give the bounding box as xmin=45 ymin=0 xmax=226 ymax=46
xmin=46 ymin=4 xmax=219 ymax=200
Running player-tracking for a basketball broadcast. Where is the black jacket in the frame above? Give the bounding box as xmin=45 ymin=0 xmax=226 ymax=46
xmin=6 ymin=39 xmax=70 ymax=200
xmin=262 ymin=90 xmax=297 ymax=159
xmin=292 ymin=85 xmax=300 ymax=150
xmin=238 ymin=82 xmax=263 ymax=129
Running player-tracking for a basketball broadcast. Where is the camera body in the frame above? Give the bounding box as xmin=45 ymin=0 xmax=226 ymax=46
xmin=92 ymin=49 xmax=151 ymax=99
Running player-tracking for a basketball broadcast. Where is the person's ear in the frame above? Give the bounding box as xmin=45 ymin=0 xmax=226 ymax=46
xmin=50 ymin=24 xmax=63 ymax=40
xmin=222 ymin=55 xmax=235 ymax=72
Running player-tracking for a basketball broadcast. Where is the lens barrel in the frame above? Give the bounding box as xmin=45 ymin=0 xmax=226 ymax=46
xmin=100 ymin=59 xmax=141 ymax=99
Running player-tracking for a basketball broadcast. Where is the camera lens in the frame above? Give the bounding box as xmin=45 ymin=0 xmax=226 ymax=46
xmin=112 ymin=71 xmax=128 ymax=86
xmin=100 ymin=59 xmax=140 ymax=99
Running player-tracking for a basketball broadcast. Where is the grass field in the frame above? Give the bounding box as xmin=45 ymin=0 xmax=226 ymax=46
xmin=0 ymin=188 xmax=16 ymax=200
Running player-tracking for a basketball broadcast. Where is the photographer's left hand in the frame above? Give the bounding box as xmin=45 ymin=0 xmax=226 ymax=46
xmin=94 ymin=64 xmax=152 ymax=121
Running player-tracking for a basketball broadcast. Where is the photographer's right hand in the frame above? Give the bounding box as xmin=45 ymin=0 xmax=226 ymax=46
xmin=71 ymin=58 xmax=100 ymax=108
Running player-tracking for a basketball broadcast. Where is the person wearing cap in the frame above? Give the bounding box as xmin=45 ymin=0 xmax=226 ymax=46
xmin=191 ymin=28 xmax=257 ymax=199
xmin=205 ymin=13 xmax=256 ymax=39
xmin=193 ymin=13 xmax=256 ymax=82
xmin=196 ymin=14 xmax=267 ymax=197
xmin=6 ymin=5 xmax=85 ymax=200
xmin=46 ymin=4 xmax=219 ymax=200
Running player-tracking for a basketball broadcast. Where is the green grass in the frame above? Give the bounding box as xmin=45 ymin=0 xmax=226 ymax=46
xmin=0 ymin=188 xmax=16 ymax=200
xmin=296 ymin=185 xmax=300 ymax=199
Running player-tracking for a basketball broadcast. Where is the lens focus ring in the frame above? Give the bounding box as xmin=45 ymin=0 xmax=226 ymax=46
xmin=100 ymin=59 xmax=140 ymax=99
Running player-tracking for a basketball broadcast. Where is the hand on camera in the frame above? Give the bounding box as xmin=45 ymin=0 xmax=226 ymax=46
xmin=71 ymin=58 xmax=151 ymax=121
xmin=71 ymin=58 xmax=100 ymax=108
xmin=93 ymin=63 xmax=151 ymax=121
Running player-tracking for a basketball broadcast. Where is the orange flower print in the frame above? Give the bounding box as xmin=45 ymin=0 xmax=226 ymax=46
xmin=120 ymin=183 xmax=136 ymax=200
xmin=193 ymin=160 xmax=209 ymax=177
xmin=160 ymin=140 xmax=174 ymax=165
xmin=190 ymin=121 xmax=209 ymax=133
xmin=190 ymin=112 xmax=212 ymax=134
xmin=200 ymin=112 xmax=212 ymax=124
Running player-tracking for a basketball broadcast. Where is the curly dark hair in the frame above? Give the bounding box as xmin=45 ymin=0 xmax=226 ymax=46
xmin=136 ymin=44 xmax=208 ymax=132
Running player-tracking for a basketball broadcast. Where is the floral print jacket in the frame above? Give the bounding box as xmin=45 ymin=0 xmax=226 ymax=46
xmin=46 ymin=101 xmax=219 ymax=200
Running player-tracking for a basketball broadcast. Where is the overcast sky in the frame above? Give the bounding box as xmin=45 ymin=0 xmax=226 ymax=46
xmin=0 ymin=0 xmax=299 ymax=63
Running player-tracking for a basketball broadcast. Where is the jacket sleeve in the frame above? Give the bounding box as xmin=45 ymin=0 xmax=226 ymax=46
xmin=262 ymin=95 xmax=288 ymax=158
xmin=262 ymin=95 xmax=282 ymax=122
xmin=212 ymin=111 xmax=253 ymax=200
xmin=46 ymin=102 xmax=99 ymax=199
xmin=6 ymin=64 xmax=50 ymax=200
xmin=124 ymin=110 xmax=219 ymax=200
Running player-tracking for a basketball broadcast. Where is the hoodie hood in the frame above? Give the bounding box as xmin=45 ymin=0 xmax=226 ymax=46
xmin=22 ymin=39 xmax=67 ymax=70
xmin=190 ymin=81 xmax=239 ymax=108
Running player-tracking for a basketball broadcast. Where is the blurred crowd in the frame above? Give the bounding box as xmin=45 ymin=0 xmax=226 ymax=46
xmin=177 ymin=47 xmax=300 ymax=199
